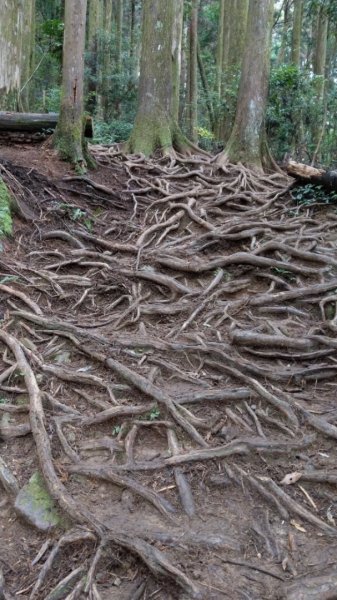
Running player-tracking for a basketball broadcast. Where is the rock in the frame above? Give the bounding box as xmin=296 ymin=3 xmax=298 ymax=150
xmin=15 ymin=471 xmax=61 ymax=531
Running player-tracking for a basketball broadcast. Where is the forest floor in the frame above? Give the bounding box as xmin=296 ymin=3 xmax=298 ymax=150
xmin=1 ymin=142 xmax=337 ymax=600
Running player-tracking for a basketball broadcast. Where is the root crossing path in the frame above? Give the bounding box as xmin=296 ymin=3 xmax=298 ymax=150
xmin=1 ymin=144 xmax=337 ymax=599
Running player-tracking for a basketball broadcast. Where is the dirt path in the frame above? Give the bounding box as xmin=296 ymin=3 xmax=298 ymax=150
xmin=1 ymin=143 xmax=337 ymax=599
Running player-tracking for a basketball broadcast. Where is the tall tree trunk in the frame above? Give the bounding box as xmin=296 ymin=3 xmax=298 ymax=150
xmin=313 ymin=6 xmax=328 ymax=100
xmin=129 ymin=0 xmax=136 ymax=76
xmin=312 ymin=6 xmax=329 ymax=158
xmin=102 ymin=0 xmax=113 ymax=120
xmin=179 ymin=19 xmax=188 ymax=126
xmin=197 ymin=42 xmax=215 ymax=131
xmin=0 ymin=0 xmax=35 ymax=111
xmin=188 ymin=0 xmax=199 ymax=143
xmin=127 ymin=0 xmax=191 ymax=156
xmin=217 ymin=0 xmax=274 ymax=170
xmin=115 ymin=0 xmax=123 ymax=73
xmin=86 ymin=0 xmax=103 ymax=114
xmin=277 ymin=0 xmax=290 ymax=65
xmin=172 ymin=0 xmax=184 ymax=122
xmin=215 ymin=0 xmax=249 ymax=140
xmin=215 ymin=0 xmax=226 ymax=100
xmin=291 ymin=0 xmax=303 ymax=67
xmin=53 ymin=0 xmax=90 ymax=169
xmin=19 ymin=0 xmax=36 ymax=111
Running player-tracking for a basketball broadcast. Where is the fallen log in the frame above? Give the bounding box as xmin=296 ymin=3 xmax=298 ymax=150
xmin=286 ymin=160 xmax=337 ymax=191
xmin=0 ymin=112 xmax=93 ymax=139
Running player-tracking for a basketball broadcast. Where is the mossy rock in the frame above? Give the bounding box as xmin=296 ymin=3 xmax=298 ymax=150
xmin=15 ymin=471 xmax=62 ymax=531
xmin=0 ymin=176 xmax=12 ymax=239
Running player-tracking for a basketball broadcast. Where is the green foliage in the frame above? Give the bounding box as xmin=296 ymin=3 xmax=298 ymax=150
xmin=137 ymin=408 xmax=161 ymax=422
xmin=112 ymin=425 xmax=122 ymax=436
xmin=197 ymin=126 xmax=215 ymax=151
xmin=38 ymin=19 xmax=64 ymax=57
xmin=266 ymin=65 xmax=337 ymax=163
xmin=291 ymin=184 xmax=337 ymax=206
xmin=35 ymin=87 xmax=61 ymax=112
xmin=93 ymin=120 xmax=133 ymax=144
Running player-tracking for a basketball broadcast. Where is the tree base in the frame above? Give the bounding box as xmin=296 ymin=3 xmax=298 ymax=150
xmin=53 ymin=113 xmax=96 ymax=172
xmin=127 ymin=116 xmax=195 ymax=157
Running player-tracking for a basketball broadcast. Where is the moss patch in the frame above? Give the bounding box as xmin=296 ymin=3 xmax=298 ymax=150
xmin=14 ymin=471 xmax=63 ymax=531
xmin=0 ymin=176 xmax=12 ymax=238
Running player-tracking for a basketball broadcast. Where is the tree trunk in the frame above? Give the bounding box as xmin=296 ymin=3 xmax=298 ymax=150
xmin=129 ymin=0 xmax=136 ymax=76
xmin=86 ymin=0 xmax=103 ymax=115
xmin=127 ymin=0 xmax=190 ymax=156
xmin=0 ymin=0 xmax=35 ymax=111
xmin=217 ymin=0 xmax=274 ymax=170
xmin=313 ymin=6 xmax=328 ymax=99
xmin=115 ymin=0 xmax=123 ymax=73
xmin=277 ymin=0 xmax=290 ymax=65
xmin=53 ymin=0 xmax=90 ymax=169
xmin=197 ymin=42 xmax=215 ymax=131
xmin=102 ymin=0 xmax=113 ymax=120
xmin=215 ymin=0 xmax=226 ymax=100
xmin=312 ymin=6 xmax=328 ymax=156
xmin=215 ymin=0 xmax=249 ymax=141
xmin=188 ymin=0 xmax=199 ymax=143
xmin=172 ymin=0 xmax=184 ymax=122
xmin=291 ymin=0 xmax=303 ymax=67
xmin=19 ymin=0 xmax=36 ymax=111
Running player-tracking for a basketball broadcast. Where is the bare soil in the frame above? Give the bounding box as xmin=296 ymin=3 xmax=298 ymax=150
xmin=1 ymin=141 xmax=337 ymax=600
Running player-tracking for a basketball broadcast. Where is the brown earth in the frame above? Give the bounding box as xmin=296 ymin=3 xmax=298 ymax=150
xmin=1 ymin=141 xmax=337 ymax=599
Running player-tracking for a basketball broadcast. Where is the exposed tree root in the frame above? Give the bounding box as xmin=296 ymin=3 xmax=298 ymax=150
xmin=2 ymin=153 xmax=337 ymax=597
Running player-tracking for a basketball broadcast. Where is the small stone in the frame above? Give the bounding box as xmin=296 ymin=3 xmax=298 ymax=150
xmin=15 ymin=471 xmax=61 ymax=531
xmin=113 ymin=577 xmax=122 ymax=587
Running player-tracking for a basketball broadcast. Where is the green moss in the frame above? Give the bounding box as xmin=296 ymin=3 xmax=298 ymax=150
xmin=15 ymin=471 xmax=66 ymax=530
xmin=0 ymin=177 xmax=13 ymax=238
xmin=127 ymin=115 xmax=190 ymax=157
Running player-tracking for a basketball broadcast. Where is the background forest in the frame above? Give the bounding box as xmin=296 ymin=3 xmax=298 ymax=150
xmin=1 ymin=0 xmax=337 ymax=167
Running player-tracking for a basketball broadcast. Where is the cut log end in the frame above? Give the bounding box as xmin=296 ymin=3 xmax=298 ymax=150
xmin=286 ymin=160 xmax=337 ymax=192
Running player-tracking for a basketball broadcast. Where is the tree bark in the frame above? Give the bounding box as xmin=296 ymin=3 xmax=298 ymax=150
xmin=127 ymin=0 xmax=190 ymax=156
xmin=291 ymin=0 xmax=303 ymax=67
xmin=215 ymin=0 xmax=226 ymax=100
xmin=53 ymin=0 xmax=90 ymax=169
xmin=277 ymin=0 xmax=290 ymax=65
xmin=217 ymin=0 xmax=274 ymax=170
xmin=197 ymin=42 xmax=215 ymax=131
xmin=215 ymin=0 xmax=249 ymax=141
xmin=19 ymin=0 xmax=36 ymax=111
xmin=172 ymin=0 xmax=184 ymax=122
xmin=188 ymin=0 xmax=199 ymax=143
xmin=115 ymin=0 xmax=123 ymax=73
xmin=286 ymin=160 xmax=337 ymax=191
xmin=86 ymin=0 xmax=103 ymax=115
xmin=313 ymin=6 xmax=328 ymax=99
xmin=0 ymin=0 xmax=35 ymax=111
xmin=312 ymin=6 xmax=329 ymax=157
xmin=102 ymin=0 xmax=113 ymax=120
